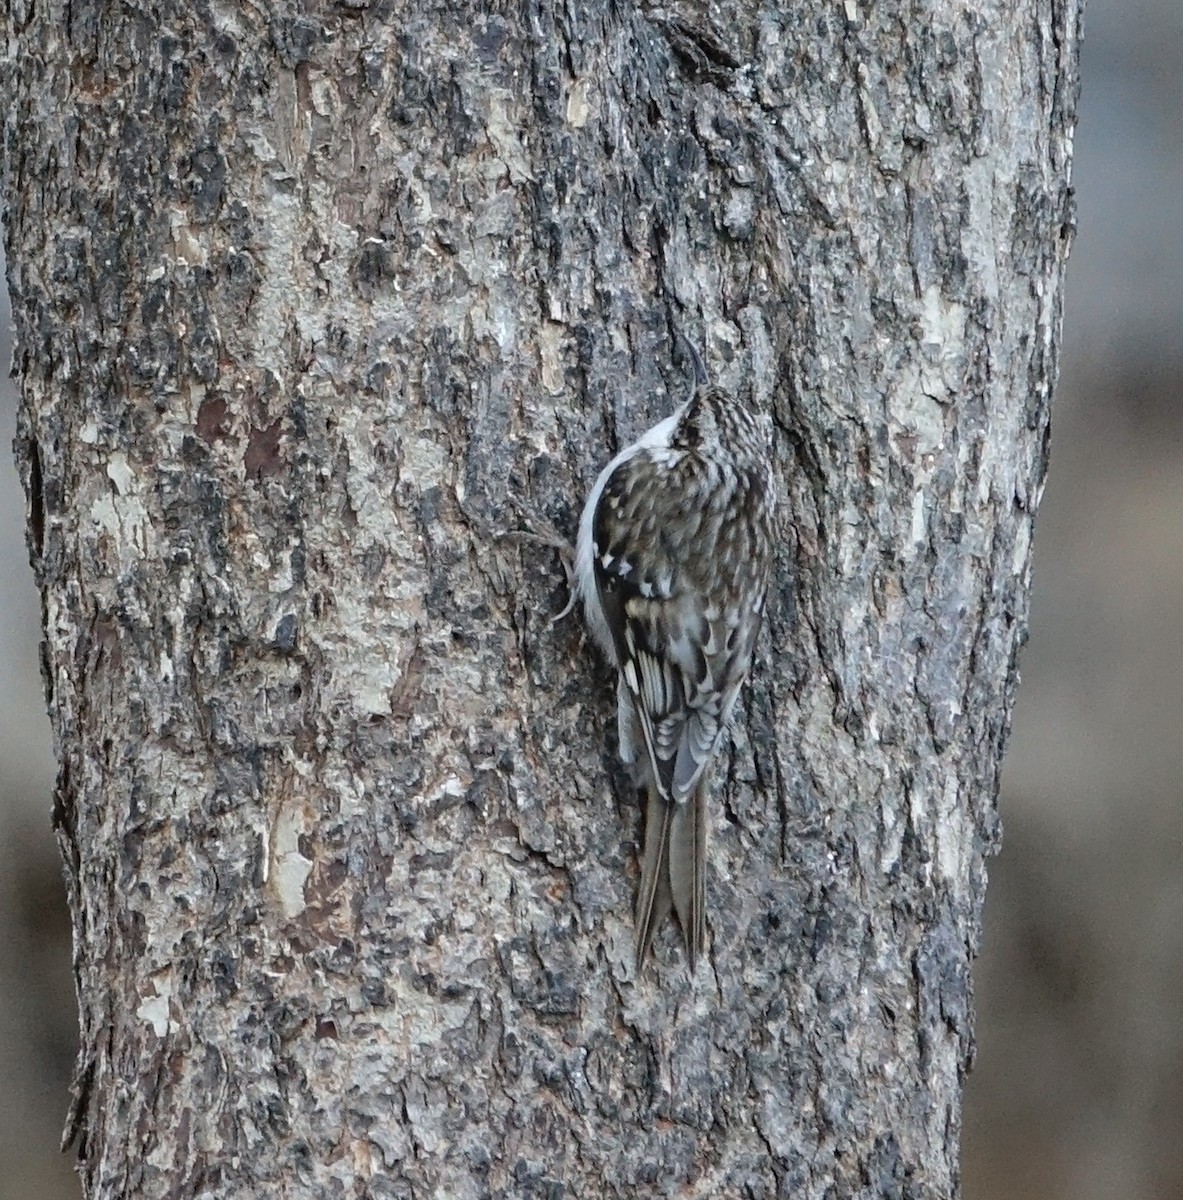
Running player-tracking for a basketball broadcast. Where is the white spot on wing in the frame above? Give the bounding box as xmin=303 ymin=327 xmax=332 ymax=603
xmin=623 ymin=660 xmax=639 ymax=692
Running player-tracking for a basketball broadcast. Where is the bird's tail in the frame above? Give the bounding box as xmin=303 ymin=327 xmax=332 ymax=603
xmin=635 ymin=779 xmax=708 ymax=972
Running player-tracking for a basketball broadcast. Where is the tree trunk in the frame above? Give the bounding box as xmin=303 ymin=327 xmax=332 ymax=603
xmin=1 ymin=1 xmax=1081 ymax=1196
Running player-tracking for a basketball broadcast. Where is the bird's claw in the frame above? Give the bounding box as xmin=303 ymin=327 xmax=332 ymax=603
xmin=494 ymin=515 xmax=578 ymax=626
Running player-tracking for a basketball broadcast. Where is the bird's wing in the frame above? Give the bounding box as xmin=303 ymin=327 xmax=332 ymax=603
xmin=591 ymin=449 xmax=766 ymax=805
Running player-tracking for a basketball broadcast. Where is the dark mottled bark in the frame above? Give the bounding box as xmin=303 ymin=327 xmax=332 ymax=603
xmin=1 ymin=0 xmax=1080 ymax=1196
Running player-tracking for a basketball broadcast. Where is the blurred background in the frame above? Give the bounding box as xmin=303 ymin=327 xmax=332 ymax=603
xmin=1 ymin=3 xmax=1180 ymax=1195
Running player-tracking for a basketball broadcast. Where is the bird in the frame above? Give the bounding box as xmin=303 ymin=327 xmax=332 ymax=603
xmin=572 ymin=355 xmax=776 ymax=972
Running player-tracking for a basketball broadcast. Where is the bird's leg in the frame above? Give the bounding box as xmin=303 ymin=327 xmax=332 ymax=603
xmin=495 ymin=513 xmax=578 ymax=625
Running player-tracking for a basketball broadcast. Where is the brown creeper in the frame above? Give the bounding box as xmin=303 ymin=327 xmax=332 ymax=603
xmin=574 ymin=372 xmax=776 ymax=972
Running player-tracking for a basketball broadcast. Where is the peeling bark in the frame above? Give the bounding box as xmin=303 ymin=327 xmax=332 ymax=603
xmin=1 ymin=0 xmax=1081 ymax=1196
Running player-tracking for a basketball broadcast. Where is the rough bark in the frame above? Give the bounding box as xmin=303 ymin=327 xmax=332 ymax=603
xmin=1 ymin=0 xmax=1081 ymax=1197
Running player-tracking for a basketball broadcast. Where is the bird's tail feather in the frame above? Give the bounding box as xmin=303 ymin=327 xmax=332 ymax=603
xmin=635 ymin=780 xmax=707 ymax=973
xmin=635 ymin=789 xmax=673 ymax=970
xmin=668 ymin=780 xmax=707 ymax=971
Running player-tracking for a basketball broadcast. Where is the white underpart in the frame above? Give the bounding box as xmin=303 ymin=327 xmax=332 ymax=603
xmin=574 ymin=402 xmax=687 ymax=661
xmin=616 ymin=678 xmax=637 ymax=765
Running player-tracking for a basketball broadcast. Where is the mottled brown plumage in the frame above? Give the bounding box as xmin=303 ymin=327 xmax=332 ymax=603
xmin=574 ymin=381 xmax=776 ymax=973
